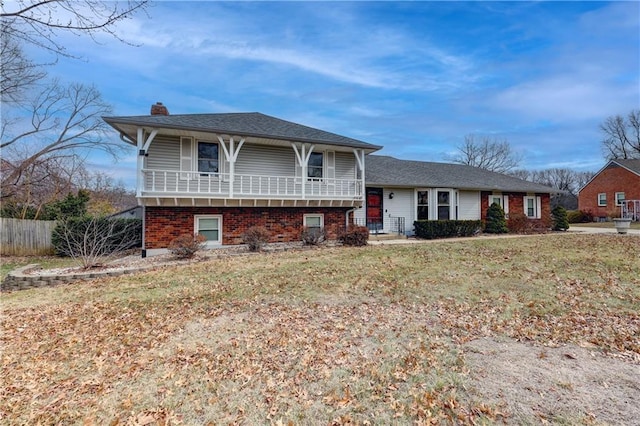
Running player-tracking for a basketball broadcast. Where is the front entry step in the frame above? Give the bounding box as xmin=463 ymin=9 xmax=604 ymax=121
xmin=369 ymin=233 xmax=408 ymax=241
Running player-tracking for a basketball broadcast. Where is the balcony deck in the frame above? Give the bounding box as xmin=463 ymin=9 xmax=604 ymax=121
xmin=140 ymin=169 xmax=363 ymax=206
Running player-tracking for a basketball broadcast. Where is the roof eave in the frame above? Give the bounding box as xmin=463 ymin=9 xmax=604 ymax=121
xmin=102 ymin=116 xmax=382 ymax=152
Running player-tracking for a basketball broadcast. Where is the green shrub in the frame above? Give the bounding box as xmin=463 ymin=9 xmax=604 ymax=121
xmin=338 ymin=225 xmax=369 ymax=246
xmin=301 ymin=226 xmax=328 ymax=245
xmin=484 ymin=202 xmax=508 ymax=234
xmin=168 ymin=233 xmax=207 ymax=259
xmin=243 ymin=226 xmax=271 ymax=251
xmin=552 ymin=206 xmax=570 ymax=231
xmin=567 ymin=209 xmax=593 ymax=223
xmin=413 ymin=220 xmax=482 ymax=239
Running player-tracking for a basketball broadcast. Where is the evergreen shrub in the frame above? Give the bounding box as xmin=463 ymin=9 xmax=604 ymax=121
xmin=413 ymin=220 xmax=482 ymax=239
xmin=484 ymin=202 xmax=508 ymax=234
xmin=552 ymin=205 xmax=570 ymax=231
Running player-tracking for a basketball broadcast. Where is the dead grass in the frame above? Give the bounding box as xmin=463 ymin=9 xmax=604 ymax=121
xmin=1 ymin=234 xmax=639 ymax=424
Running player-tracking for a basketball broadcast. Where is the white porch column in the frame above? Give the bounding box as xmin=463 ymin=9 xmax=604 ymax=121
xmin=136 ymin=128 xmax=143 ymax=198
xmin=353 ymin=148 xmax=366 ymax=200
xmin=217 ymin=135 xmax=245 ymax=198
xmin=136 ymin=128 xmax=158 ymax=198
xmin=292 ymin=143 xmax=315 ymax=199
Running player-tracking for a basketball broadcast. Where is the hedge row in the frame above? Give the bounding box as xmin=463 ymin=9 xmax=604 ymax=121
xmin=413 ymin=220 xmax=482 ymax=239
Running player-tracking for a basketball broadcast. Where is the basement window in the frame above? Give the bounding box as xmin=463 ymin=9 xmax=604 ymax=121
xmin=304 ymin=214 xmax=324 ymax=229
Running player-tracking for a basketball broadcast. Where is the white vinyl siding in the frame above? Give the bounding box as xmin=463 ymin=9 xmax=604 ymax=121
xmin=146 ymin=135 xmax=181 ymax=170
xmin=335 ymin=152 xmax=357 ymax=179
xmin=458 ymin=191 xmax=481 ymax=220
xmin=235 ymin=144 xmax=295 ymax=176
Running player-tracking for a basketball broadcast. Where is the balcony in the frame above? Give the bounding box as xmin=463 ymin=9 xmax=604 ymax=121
xmin=140 ymin=169 xmax=363 ymax=206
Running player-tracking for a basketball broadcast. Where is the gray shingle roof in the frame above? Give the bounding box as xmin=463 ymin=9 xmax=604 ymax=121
xmin=365 ymin=155 xmax=557 ymax=193
xmin=103 ymin=112 xmax=381 ymax=151
xmin=614 ymin=158 xmax=640 ymax=175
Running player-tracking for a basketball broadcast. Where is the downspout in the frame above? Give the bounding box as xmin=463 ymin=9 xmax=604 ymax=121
xmin=346 ymin=207 xmax=357 ymax=229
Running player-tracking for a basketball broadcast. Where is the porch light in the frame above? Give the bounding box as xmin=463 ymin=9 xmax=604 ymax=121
xmin=389 ymin=192 xmax=394 ymax=199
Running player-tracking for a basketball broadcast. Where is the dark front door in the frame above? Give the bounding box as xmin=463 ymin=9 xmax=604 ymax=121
xmin=366 ymin=187 xmax=383 ymax=232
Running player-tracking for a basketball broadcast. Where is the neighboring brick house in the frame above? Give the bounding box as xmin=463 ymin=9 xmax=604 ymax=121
xmin=103 ymin=104 xmax=557 ymax=255
xmin=103 ymin=104 xmax=381 ymax=256
xmin=354 ymin=155 xmax=555 ymax=235
xmin=578 ymin=159 xmax=640 ymax=220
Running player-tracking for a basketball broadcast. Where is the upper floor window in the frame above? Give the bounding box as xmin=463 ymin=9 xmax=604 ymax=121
xmin=598 ymin=193 xmax=606 ymax=206
xmin=198 ymin=142 xmax=218 ymax=174
xmin=308 ymin=152 xmax=323 ymax=178
xmin=615 ymin=192 xmax=625 ymax=206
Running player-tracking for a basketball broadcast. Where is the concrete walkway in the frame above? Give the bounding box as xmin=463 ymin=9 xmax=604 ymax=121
xmin=368 ymin=226 xmax=639 ymax=246
xmin=566 ymin=226 xmax=640 ymax=235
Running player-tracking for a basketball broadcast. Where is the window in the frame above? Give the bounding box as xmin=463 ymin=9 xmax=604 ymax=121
xmin=195 ymin=215 xmax=222 ymax=245
xmin=308 ymin=152 xmax=323 ymax=179
xmin=417 ymin=190 xmax=429 ymax=220
xmin=615 ymin=192 xmax=625 ymax=206
xmin=598 ymin=193 xmax=607 ymax=206
xmin=524 ymin=196 xmax=541 ymax=219
xmin=198 ymin=142 xmax=218 ymax=174
xmin=304 ymin=214 xmax=324 ymax=229
xmin=488 ymin=194 xmax=509 ymax=214
xmin=437 ymin=190 xmax=450 ymax=220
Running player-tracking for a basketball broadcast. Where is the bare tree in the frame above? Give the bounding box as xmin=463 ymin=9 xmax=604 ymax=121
xmin=0 ymin=33 xmax=48 ymax=104
xmin=52 ymin=216 xmax=141 ymax=268
xmin=1 ymin=80 xmax=128 ymax=203
xmin=600 ymin=110 xmax=640 ymax=160
xmin=447 ymin=135 xmax=522 ymax=173
xmin=509 ymin=168 xmax=596 ymax=210
xmin=1 ymin=1 xmax=148 ymax=57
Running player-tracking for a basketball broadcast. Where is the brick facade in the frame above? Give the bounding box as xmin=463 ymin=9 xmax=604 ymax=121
xmin=578 ymin=163 xmax=640 ymax=219
xmin=480 ymin=191 xmax=551 ymax=225
xmin=144 ymin=206 xmax=352 ymax=249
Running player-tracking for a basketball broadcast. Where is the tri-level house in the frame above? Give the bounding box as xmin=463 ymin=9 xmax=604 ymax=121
xmin=103 ymin=103 xmax=381 ymax=256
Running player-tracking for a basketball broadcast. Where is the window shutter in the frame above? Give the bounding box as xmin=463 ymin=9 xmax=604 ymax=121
xmin=180 ymin=137 xmax=193 ymax=180
xmin=325 ymin=150 xmax=335 ymax=180
xmin=503 ymin=195 xmax=509 ymax=214
xmin=536 ymin=196 xmax=542 ymax=219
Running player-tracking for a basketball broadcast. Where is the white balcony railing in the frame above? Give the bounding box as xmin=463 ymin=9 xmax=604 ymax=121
xmin=141 ymin=169 xmax=362 ymax=199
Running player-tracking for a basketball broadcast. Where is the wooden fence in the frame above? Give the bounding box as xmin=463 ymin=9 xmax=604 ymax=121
xmin=0 ymin=218 xmax=57 ymax=256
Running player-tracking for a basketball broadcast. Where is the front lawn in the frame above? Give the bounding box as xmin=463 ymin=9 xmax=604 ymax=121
xmin=1 ymin=234 xmax=639 ymax=424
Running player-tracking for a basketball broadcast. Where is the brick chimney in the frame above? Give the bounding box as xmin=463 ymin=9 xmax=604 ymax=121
xmin=150 ymin=102 xmax=169 ymax=116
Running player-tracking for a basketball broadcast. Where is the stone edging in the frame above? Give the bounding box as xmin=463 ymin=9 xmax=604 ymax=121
xmin=1 ymin=263 xmax=157 ymax=292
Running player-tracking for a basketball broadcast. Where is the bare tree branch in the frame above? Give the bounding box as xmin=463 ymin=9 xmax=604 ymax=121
xmin=1 ymin=81 xmax=128 ymax=203
xmin=600 ymin=110 xmax=640 ymax=160
xmin=447 ymin=134 xmax=522 ymax=173
xmin=1 ymin=1 xmax=149 ymax=57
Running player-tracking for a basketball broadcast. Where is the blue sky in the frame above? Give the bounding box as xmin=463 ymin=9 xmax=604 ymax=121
xmin=26 ymin=1 xmax=640 ymax=188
